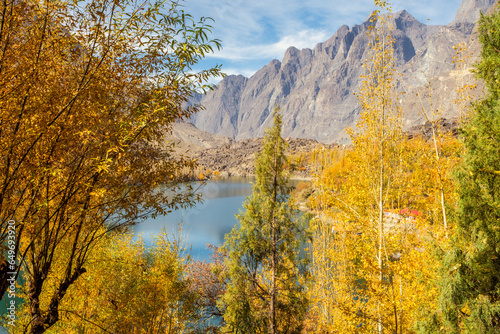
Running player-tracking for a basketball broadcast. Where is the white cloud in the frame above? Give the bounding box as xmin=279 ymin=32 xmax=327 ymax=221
xmin=221 ymin=68 xmax=258 ymax=78
xmin=184 ymin=0 xmax=462 ymax=46
xmin=274 ymin=29 xmax=331 ymax=54
xmin=207 ymin=28 xmax=330 ymax=61
xmin=185 ymin=0 xmax=376 ymax=45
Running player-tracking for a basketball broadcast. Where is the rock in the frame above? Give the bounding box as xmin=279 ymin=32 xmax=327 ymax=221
xmin=164 ymin=118 xmax=459 ymax=179
xmin=164 ymin=121 xmax=234 ymax=153
xmin=189 ymin=0 xmax=496 ymax=144
xmin=405 ymin=118 xmax=460 ymax=140
xmin=454 ymin=0 xmax=497 ymax=24
xmin=186 ymin=136 xmax=338 ymax=178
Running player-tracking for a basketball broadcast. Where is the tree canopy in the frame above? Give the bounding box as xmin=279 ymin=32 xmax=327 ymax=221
xmin=0 ymin=0 xmax=222 ymax=332
xmin=433 ymin=4 xmax=500 ymax=332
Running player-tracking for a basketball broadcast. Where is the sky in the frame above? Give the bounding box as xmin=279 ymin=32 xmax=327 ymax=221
xmin=185 ymin=0 xmax=465 ymax=83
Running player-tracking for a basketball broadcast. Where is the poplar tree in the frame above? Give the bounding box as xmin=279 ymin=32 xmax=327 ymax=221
xmin=221 ymin=108 xmax=309 ymax=334
xmin=306 ymin=1 xmax=437 ymax=331
xmin=434 ymin=4 xmax=500 ymax=333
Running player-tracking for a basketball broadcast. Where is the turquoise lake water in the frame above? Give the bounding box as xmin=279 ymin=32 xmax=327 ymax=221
xmin=134 ymin=176 xmax=255 ymax=261
xmin=0 ymin=177 xmax=255 ymax=325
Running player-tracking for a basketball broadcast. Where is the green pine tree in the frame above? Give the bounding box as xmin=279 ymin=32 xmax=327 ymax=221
xmin=221 ymin=107 xmax=310 ymax=334
xmin=428 ymin=5 xmax=500 ymax=333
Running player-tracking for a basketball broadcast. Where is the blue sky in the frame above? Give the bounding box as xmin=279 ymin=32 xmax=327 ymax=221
xmin=185 ymin=0 xmax=464 ymax=82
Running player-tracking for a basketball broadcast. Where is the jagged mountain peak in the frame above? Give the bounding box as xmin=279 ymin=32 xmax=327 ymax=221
xmin=190 ymin=0 xmax=494 ymax=143
xmin=283 ymin=47 xmax=313 ymax=68
xmin=216 ymin=74 xmax=247 ymax=86
xmin=392 ymin=9 xmax=425 ymax=29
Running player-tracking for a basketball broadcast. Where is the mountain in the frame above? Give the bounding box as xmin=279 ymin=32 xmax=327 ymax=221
xmin=190 ymin=0 xmax=496 ymax=143
xmin=455 ymin=0 xmax=496 ymax=23
xmin=164 ymin=121 xmax=233 ymax=154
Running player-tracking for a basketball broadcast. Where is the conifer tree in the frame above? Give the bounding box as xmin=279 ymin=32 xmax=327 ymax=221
xmin=431 ymin=4 xmax=500 ymax=333
xmin=221 ymin=107 xmax=309 ymax=334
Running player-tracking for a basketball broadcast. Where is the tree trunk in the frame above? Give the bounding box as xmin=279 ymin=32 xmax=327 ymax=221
xmin=431 ymin=124 xmax=448 ymax=236
xmin=28 ymin=265 xmax=86 ymax=334
xmin=270 ymin=140 xmax=279 ymax=334
xmin=270 ymin=216 xmax=276 ymax=334
xmin=378 ymin=159 xmax=384 ymax=334
xmin=378 ymin=64 xmax=386 ymax=333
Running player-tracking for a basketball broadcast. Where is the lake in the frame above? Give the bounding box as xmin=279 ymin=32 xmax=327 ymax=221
xmin=134 ymin=176 xmax=255 ymax=261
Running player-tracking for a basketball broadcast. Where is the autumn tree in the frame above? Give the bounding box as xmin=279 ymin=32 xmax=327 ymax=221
xmin=415 ymin=86 xmax=452 ymax=235
xmin=412 ymin=39 xmax=476 ymax=236
xmin=430 ymin=4 xmax=500 ymax=332
xmin=221 ymin=108 xmax=309 ymax=334
xmin=306 ymin=2 xmax=447 ymax=332
xmin=9 ymin=229 xmax=204 ymax=333
xmin=0 ymin=0 xmax=222 ymax=332
xmin=307 ymin=141 xmax=461 ymax=333
xmin=350 ymin=3 xmax=404 ymax=332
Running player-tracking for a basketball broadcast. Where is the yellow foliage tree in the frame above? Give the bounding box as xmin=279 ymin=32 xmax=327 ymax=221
xmin=308 ymin=140 xmax=457 ymax=333
xmin=0 ymin=0 xmax=222 ymax=332
xmin=13 ymin=229 xmax=201 ymax=333
xmin=306 ymin=2 xmax=458 ymax=332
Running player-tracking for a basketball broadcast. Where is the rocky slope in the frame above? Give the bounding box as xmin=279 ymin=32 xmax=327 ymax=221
xmin=190 ymin=0 xmax=496 ymax=143
xmin=166 ymin=119 xmax=458 ymax=178
xmin=188 ymin=137 xmax=338 ymax=178
xmin=165 ymin=121 xmax=337 ymax=177
xmin=167 ymin=121 xmax=233 ymax=153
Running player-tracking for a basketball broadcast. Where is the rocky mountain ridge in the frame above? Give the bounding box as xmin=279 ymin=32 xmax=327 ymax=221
xmin=189 ymin=0 xmax=496 ymax=143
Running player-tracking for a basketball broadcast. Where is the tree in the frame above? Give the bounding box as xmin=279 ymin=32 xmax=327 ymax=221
xmin=413 ymin=39 xmax=476 ymax=237
xmin=349 ymin=3 xmax=404 ymax=332
xmin=306 ymin=2 xmax=447 ymax=332
xmin=221 ymin=108 xmax=309 ymax=334
xmin=432 ymin=4 xmax=500 ymax=332
xmin=0 ymin=0 xmax=222 ymax=332
xmin=416 ymin=85 xmax=451 ymax=235
xmin=186 ymin=245 xmax=228 ymax=333
xmin=10 ymin=229 xmax=202 ymax=334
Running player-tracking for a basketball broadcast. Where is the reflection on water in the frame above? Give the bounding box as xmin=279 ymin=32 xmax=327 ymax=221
xmin=134 ymin=177 xmax=255 ymax=261
xmin=198 ymin=176 xmax=255 ymax=199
